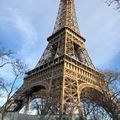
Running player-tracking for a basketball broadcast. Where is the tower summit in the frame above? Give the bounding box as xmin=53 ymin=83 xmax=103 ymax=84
xmin=36 ymin=0 xmax=95 ymax=69
xmin=53 ymin=0 xmax=80 ymax=35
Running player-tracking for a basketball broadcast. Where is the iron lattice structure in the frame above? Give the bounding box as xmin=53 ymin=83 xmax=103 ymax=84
xmin=53 ymin=0 xmax=80 ymax=35
xmin=4 ymin=0 xmax=120 ymax=119
xmin=36 ymin=0 xmax=95 ymax=70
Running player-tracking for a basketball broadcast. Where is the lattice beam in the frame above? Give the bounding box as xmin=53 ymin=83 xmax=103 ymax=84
xmin=53 ymin=0 xmax=80 ymax=35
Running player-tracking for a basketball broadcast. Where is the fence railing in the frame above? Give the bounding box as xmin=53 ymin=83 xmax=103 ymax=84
xmin=0 ymin=113 xmax=86 ymax=120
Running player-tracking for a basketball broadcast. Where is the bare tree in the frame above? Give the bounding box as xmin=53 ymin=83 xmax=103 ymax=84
xmin=0 ymin=44 xmax=26 ymax=120
xmin=81 ymin=70 xmax=120 ymax=120
xmin=105 ymin=0 xmax=120 ymax=10
xmin=30 ymin=98 xmax=53 ymax=120
xmin=0 ymin=43 xmax=13 ymax=68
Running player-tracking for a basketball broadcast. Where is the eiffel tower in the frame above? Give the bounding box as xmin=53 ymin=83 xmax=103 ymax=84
xmin=5 ymin=0 xmax=120 ymax=119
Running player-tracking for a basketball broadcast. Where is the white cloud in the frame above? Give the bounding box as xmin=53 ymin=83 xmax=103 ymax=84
xmin=10 ymin=8 xmax=40 ymax=67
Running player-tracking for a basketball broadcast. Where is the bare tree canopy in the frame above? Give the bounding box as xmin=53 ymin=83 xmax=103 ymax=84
xmin=0 ymin=44 xmax=27 ymax=120
xmin=0 ymin=44 xmax=13 ymax=68
xmin=106 ymin=0 xmax=120 ymax=10
xmin=80 ymin=70 xmax=120 ymax=119
xmin=103 ymin=70 xmax=120 ymax=100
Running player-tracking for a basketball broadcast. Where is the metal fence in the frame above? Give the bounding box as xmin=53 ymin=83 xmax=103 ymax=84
xmin=0 ymin=113 xmax=84 ymax=120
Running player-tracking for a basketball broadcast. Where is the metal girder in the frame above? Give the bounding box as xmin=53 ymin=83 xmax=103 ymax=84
xmin=53 ymin=0 xmax=80 ymax=35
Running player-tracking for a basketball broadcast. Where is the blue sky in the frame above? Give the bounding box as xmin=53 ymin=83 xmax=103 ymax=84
xmin=0 ymin=0 xmax=120 ymax=104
